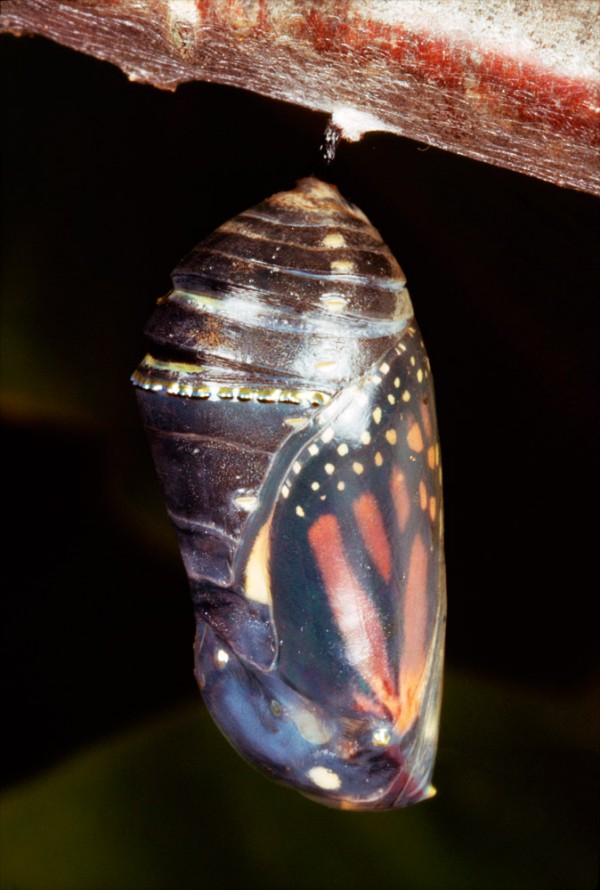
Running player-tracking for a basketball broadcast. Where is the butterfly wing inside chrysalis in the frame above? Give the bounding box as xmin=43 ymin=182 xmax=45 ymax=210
xmin=196 ymin=329 xmax=445 ymax=809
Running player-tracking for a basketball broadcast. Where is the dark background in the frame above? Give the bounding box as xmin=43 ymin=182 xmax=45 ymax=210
xmin=1 ymin=33 xmax=598 ymax=890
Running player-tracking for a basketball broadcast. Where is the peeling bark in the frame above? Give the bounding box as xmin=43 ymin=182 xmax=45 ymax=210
xmin=1 ymin=0 xmax=599 ymax=195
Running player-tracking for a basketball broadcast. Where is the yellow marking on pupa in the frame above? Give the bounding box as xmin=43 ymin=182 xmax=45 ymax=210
xmin=331 ymin=259 xmax=354 ymax=274
xmin=322 ymin=232 xmax=346 ymax=248
xmin=245 ymin=517 xmax=273 ymax=605
xmin=233 ymin=494 xmax=258 ymax=511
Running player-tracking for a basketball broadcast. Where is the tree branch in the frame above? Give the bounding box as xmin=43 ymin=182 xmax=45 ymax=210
xmin=2 ymin=0 xmax=599 ymax=194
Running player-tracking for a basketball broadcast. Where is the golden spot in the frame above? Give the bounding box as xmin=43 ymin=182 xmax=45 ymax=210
xmin=337 ymin=481 xmax=346 ymax=491
xmin=321 ymin=427 xmax=334 ymax=443
xmin=374 ymin=452 xmax=383 ymax=467
xmin=373 ymin=407 xmax=382 ymax=424
xmin=419 ymin=480 xmax=428 ymax=510
xmin=337 ymin=443 xmax=349 ymax=456
xmin=394 ymin=377 xmax=400 ymax=388
xmin=315 ymin=359 xmax=337 ymax=371
xmin=322 ymin=232 xmax=346 ymax=248
xmin=320 ymin=494 xmax=327 ymax=501
xmin=331 ymin=259 xmax=354 ymax=274
xmin=311 ymin=481 xmax=320 ymax=491
xmin=380 ymin=362 xmax=390 ymax=375
xmin=282 ymin=485 xmax=290 ymax=498
xmin=296 ymin=505 xmax=305 ymax=518
xmin=410 ymin=356 xmax=416 ymax=366
xmin=284 ymin=417 xmax=306 ymax=428
xmin=307 ymin=766 xmax=341 ymax=791
xmin=353 ymin=462 xmax=364 ymax=475
xmin=361 ymin=431 xmax=371 ymax=445
xmin=233 ymin=494 xmax=258 ymax=511
xmin=407 ymin=423 xmax=424 ymax=453
xmin=428 ymin=445 xmax=436 ymax=469
xmin=399 ymin=343 xmax=407 ymax=352
xmin=309 ymin=443 xmax=319 ymax=456
xmin=429 ymin=496 xmax=437 ymax=522
xmin=325 ymin=463 xmax=335 ymax=475
xmin=417 ymin=368 xmax=424 ymax=383
xmin=372 ymin=727 xmax=391 ymax=747
xmin=322 ymin=295 xmax=346 ymax=312
xmin=371 ymin=374 xmax=382 ymax=384
xmin=215 ymin=649 xmax=229 ymax=668
xmin=293 ymin=461 xmax=302 ymax=474
xmin=402 ymin=390 xmax=411 ymax=402
xmin=388 ymin=394 xmax=396 ymax=405
xmin=385 ymin=429 xmax=397 ymax=445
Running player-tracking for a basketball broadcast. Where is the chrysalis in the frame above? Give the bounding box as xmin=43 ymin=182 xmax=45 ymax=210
xmin=132 ymin=178 xmax=446 ymax=810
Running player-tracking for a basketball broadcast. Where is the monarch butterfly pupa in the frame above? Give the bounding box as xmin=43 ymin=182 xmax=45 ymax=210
xmin=132 ymin=177 xmax=446 ymax=810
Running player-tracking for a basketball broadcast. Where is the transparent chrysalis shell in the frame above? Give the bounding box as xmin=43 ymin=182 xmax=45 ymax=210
xmin=132 ymin=178 xmax=446 ymax=810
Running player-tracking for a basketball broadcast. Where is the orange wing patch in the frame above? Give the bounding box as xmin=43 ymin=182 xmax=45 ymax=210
xmin=308 ymin=514 xmax=395 ymax=703
xmin=353 ymin=492 xmax=392 ymax=583
xmin=407 ymin=422 xmax=424 ymax=453
xmin=390 ymin=467 xmax=411 ymax=533
xmin=395 ymin=533 xmax=429 ymax=734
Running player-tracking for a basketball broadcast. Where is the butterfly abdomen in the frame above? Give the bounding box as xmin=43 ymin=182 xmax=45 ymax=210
xmin=132 ymin=177 xmax=446 ymax=809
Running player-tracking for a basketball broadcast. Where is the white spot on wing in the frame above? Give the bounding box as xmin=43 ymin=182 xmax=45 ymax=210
xmin=307 ymin=766 xmax=341 ymax=790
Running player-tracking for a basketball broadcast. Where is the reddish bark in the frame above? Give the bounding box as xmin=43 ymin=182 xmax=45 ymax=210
xmin=2 ymin=0 xmax=599 ymax=194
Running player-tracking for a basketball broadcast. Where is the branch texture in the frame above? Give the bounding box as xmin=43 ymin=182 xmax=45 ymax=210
xmin=2 ymin=0 xmax=599 ymax=194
